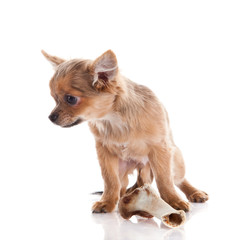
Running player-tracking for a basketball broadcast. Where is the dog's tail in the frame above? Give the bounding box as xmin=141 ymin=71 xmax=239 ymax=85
xmin=91 ymin=191 xmax=103 ymax=195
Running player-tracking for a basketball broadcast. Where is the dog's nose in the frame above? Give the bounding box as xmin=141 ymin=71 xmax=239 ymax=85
xmin=49 ymin=113 xmax=59 ymax=123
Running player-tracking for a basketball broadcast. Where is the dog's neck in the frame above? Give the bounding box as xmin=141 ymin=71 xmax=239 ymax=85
xmin=89 ymin=111 xmax=128 ymax=133
xmin=88 ymin=76 xmax=151 ymax=142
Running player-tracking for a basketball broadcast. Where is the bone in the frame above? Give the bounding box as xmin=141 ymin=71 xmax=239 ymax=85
xmin=118 ymin=184 xmax=186 ymax=228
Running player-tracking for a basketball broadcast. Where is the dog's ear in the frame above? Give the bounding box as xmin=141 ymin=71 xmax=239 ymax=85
xmin=91 ymin=50 xmax=118 ymax=87
xmin=41 ymin=50 xmax=65 ymax=69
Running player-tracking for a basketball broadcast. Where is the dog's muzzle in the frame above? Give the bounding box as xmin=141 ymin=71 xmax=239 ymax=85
xmin=62 ymin=118 xmax=83 ymax=128
xmin=49 ymin=113 xmax=59 ymax=123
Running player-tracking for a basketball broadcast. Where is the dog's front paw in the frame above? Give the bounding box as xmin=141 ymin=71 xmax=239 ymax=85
xmin=188 ymin=191 xmax=209 ymax=203
xmin=170 ymin=200 xmax=191 ymax=212
xmin=92 ymin=200 xmax=117 ymax=213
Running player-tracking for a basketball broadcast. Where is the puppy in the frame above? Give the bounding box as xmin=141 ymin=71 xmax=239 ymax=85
xmin=42 ymin=49 xmax=208 ymax=213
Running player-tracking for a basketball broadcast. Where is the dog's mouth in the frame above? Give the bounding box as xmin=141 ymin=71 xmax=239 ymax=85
xmin=63 ymin=118 xmax=84 ymax=128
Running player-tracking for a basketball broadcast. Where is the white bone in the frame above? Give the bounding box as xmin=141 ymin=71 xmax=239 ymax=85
xmin=118 ymin=184 xmax=186 ymax=228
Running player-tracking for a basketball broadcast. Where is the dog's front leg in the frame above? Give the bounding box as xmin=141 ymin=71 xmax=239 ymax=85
xmin=148 ymin=144 xmax=190 ymax=211
xmin=92 ymin=141 xmax=120 ymax=213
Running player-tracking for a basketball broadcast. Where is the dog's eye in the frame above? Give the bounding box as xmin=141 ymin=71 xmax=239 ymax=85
xmin=64 ymin=95 xmax=80 ymax=105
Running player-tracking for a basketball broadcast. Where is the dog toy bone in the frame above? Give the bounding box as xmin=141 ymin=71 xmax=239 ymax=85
xmin=118 ymin=184 xmax=186 ymax=228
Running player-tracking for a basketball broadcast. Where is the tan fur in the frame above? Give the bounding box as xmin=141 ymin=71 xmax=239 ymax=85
xmin=43 ymin=49 xmax=209 ymax=213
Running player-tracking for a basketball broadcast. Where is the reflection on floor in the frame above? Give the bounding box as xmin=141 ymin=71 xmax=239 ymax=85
xmin=90 ymin=194 xmax=209 ymax=240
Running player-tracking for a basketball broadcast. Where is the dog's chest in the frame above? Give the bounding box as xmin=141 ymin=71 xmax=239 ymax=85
xmin=114 ymin=142 xmax=130 ymax=159
xmin=117 ymin=144 xmax=149 ymax=177
xmin=90 ymin=113 xmax=128 ymax=137
xmin=90 ymin=114 xmax=149 ymax=161
xmin=111 ymin=141 xmax=149 ymax=164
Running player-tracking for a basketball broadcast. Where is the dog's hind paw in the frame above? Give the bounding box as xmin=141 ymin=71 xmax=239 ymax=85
xmin=188 ymin=191 xmax=209 ymax=203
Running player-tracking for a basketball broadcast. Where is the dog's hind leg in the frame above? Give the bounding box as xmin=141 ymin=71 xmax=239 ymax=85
xmin=173 ymin=147 xmax=209 ymax=203
xmin=120 ymin=174 xmax=129 ymax=197
xmin=177 ymin=179 xmax=209 ymax=203
xmin=126 ymin=162 xmax=153 ymax=194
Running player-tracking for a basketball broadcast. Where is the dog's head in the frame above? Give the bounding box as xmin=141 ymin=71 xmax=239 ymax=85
xmin=42 ymin=50 xmax=121 ymax=127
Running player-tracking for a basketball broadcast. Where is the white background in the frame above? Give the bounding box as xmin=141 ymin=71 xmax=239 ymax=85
xmin=0 ymin=0 xmax=240 ymax=239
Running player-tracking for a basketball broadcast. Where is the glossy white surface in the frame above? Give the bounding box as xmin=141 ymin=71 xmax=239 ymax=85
xmin=85 ymin=191 xmax=238 ymax=240
xmin=1 ymin=162 xmax=237 ymax=240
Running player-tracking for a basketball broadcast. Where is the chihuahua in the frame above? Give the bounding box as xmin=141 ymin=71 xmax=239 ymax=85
xmin=42 ymin=50 xmax=208 ymax=213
